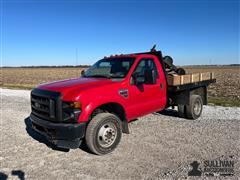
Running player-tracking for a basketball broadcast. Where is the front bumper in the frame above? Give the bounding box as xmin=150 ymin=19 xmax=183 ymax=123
xmin=30 ymin=113 xmax=86 ymax=149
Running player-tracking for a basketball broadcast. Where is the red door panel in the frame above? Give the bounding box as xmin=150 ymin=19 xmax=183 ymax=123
xmin=126 ymin=56 xmax=167 ymax=120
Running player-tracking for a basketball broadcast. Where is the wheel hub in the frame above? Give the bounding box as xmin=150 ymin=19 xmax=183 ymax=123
xmin=98 ymin=123 xmax=117 ymax=147
xmin=193 ymin=100 xmax=201 ymax=115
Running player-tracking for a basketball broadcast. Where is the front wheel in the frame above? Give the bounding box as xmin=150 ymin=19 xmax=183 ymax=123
xmin=85 ymin=113 xmax=122 ymax=155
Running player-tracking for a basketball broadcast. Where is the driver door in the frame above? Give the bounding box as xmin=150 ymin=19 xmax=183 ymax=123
xmin=127 ymin=58 xmax=166 ymax=119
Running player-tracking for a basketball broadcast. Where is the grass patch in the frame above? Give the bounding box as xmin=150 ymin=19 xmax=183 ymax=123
xmin=208 ymin=98 xmax=240 ymax=107
xmin=0 ymin=84 xmax=35 ymax=90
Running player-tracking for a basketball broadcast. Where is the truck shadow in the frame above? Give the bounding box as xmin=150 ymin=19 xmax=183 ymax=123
xmin=154 ymin=108 xmax=180 ymax=118
xmin=24 ymin=117 xmax=93 ymax=154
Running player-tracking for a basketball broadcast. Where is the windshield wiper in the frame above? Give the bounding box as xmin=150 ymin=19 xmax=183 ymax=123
xmin=84 ymin=75 xmax=111 ymax=79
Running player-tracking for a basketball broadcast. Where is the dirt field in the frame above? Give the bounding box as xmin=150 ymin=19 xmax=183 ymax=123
xmin=0 ymin=67 xmax=84 ymax=89
xmin=185 ymin=66 xmax=240 ymax=103
xmin=0 ymin=89 xmax=239 ymax=179
xmin=1 ymin=65 xmax=239 ymax=106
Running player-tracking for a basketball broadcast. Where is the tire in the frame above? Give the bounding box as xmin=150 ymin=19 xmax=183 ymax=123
xmin=186 ymin=95 xmax=203 ymax=120
xmin=85 ymin=113 xmax=122 ymax=155
xmin=176 ymin=68 xmax=186 ymax=75
xmin=163 ymin=56 xmax=173 ymax=66
xmin=178 ymin=104 xmax=186 ymax=118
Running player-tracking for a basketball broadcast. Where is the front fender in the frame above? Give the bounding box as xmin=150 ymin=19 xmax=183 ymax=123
xmin=78 ymin=95 xmax=127 ymax=123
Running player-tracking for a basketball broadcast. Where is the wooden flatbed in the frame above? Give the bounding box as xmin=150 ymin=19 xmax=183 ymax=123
xmin=167 ymin=72 xmax=215 ymax=86
xmin=166 ymin=72 xmax=216 ymax=106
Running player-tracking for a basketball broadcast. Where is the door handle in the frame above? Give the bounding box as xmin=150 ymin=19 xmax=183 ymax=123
xmin=160 ymin=83 xmax=164 ymax=90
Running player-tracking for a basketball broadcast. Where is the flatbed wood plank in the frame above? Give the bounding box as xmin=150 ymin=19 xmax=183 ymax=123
xmin=167 ymin=72 xmax=214 ymax=86
xmin=191 ymin=73 xmax=200 ymax=83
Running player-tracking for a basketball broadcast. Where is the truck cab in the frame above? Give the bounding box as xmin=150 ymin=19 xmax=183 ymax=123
xmin=30 ymin=50 xmax=215 ymax=155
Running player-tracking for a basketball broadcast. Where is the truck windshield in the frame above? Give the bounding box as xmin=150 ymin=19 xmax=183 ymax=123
xmin=83 ymin=58 xmax=135 ymax=79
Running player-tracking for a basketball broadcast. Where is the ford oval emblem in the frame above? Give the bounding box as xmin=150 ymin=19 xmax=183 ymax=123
xmin=35 ymin=102 xmax=41 ymax=108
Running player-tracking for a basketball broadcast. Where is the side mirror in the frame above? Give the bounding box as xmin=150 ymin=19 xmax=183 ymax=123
xmin=81 ymin=69 xmax=85 ymax=77
xmin=144 ymin=69 xmax=156 ymax=84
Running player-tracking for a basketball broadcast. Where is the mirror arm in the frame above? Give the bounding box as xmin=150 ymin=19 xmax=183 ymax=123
xmin=81 ymin=70 xmax=85 ymax=76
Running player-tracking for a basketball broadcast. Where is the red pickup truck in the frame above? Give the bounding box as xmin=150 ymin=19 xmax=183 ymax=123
xmin=30 ymin=49 xmax=215 ymax=155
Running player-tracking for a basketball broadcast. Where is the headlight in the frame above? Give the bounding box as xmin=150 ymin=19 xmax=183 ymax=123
xmin=70 ymin=101 xmax=82 ymax=109
xmin=62 ymin=101 xmax=82 ymax=123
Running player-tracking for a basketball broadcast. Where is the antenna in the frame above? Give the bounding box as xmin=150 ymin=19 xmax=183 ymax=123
xmin=209 ymin=58 xmax=212 ymax=65
xmin=75 ymin=48 xmax=78 ymax=66
xmin=75 ymin=48 xmax=79 ymax=77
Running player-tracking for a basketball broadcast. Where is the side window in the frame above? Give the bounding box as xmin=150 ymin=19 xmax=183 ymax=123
xmin=132 ymin=59 xmax=159 ymax=77
xmin=131 ymin=58 xmax=159 ymax=84
xmin=148 ymin=59 xmax=159 ymax=77
xmin=132 ymin=60 xmax=145 ymax=76
xmin=99 ymin=61 xmax=110 ymax=67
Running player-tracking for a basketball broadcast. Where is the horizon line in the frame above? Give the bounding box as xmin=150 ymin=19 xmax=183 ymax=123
xmin=1 ymin=64 xmax=239 ymax=68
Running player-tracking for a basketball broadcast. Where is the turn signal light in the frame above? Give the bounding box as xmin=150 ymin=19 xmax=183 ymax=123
xmin=70 ymin=101 xmax=82 ymax=109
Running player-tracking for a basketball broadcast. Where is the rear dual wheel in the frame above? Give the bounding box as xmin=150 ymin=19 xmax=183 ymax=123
xmin=178 ymin=104 xmax=186 ymax=118
xmin=178 ymin=95 xmax=203 ymax=120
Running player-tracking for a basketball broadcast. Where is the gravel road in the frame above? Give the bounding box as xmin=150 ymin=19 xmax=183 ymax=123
xmin=0 ymin=88 xmax=239 ymax=179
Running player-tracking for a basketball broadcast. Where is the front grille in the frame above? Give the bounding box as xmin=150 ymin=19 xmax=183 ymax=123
xmin=31 ymin=89 xmax=62 ymax=122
